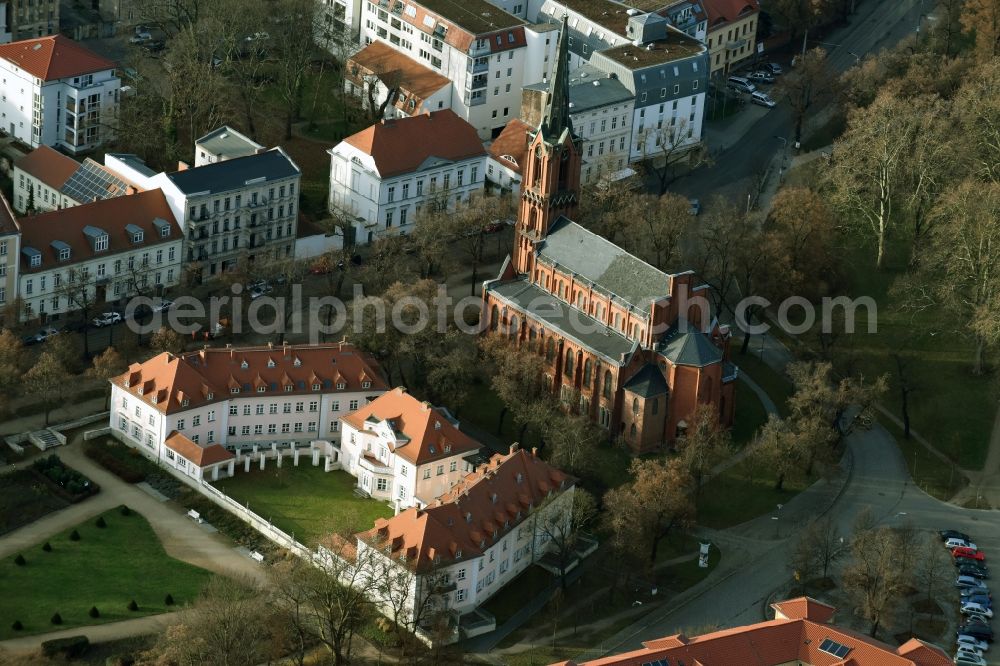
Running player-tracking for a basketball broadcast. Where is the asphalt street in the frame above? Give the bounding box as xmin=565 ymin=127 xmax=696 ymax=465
xmin=668 ymin=0 xmax=934 ymax=205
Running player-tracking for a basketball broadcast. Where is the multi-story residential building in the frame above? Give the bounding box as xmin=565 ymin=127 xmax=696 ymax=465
xmin=103 ymin=146 xmax=302 ymax=279
xmin=0 ymin=35 xmax=120 ymax=154
xmin=355 ymin=0 xmax=558 ymax=138
xmin=108 ymin=342 xmax=389 ymax=480
xmin=318 ymin=0 xmax=359 ymax=44
xmin=345 ymin=41 xmax=453 ymax=120
xmin=6 ymin=0 xmax=58 ymax=40
xmin=12 ymin=145 xmax=138 ymax=214
xmin=349 ymin=445 xmax=575 ymax=640
xmin=328 ymin=109 xmax=487 ymax=245
xmin=483 ymin=23 xmax=735 ymax=454
xmin=194 ymin=125 xmax=263 ymax=167
xmin=15 ymin=189 xmax=183 ymax=322
xmin=0 ymin=3 xmax=11 ymax=44
xmin=0 ymin=193 xmax=20 ymax=318
xmin=520 ymin=63 xmax=635 ymax=185
xmin=556 ymin=597 xmax=952 ymax=666
xmin=339 ymin=387 xmax=482 ymax=511
xmin=698 ymin=0 xmax=761 ymax=75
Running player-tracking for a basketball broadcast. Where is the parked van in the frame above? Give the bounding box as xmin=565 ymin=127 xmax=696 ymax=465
xmin=751 ymin=91 xmax=776 ymax=108
xmin=727 ymin=76 xmax=756 ymax=94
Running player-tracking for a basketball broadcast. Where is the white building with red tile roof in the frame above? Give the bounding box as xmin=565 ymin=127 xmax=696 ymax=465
xmin=554 ymin=597 xmax=951 ymax=666
xmin=12 ymin=145 xmax=141 ymax=214
xmin=341 ymin=445 xmax=576 ymax=642
xmin=327 ymin=109 xmax=487 ymax=245
xmin=339 ymin=386 xmax=483 ymax=511
xmin=109 ymin=342 xmax=389 ymax=473
xmin=0 ymin=35 xmax=120 ymax=154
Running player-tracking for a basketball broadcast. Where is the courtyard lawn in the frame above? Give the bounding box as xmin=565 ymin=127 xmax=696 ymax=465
xmin=731 ymin=378 xmax=768 ymax=447
xmin=697 ymin=457 xmax=816 ymax=529
xmin=211 ymin=465 xmax=393 ymax=544
xmin=732 ymin=353 xmax=793 ymax=417
xmin=0 ymin=507 xmax=212 ymax=639
xmin=0 ymin=469 xmax=70 ymax=536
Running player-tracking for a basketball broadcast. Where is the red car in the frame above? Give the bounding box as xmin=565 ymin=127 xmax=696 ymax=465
xmin=955 ymin=550 xmax=987 ymax=562
xmin=954 ymin=546 xmax=980 ymax=557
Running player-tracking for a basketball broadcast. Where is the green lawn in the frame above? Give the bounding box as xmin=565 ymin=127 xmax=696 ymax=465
xmin=732 ymin=353 xmax=793 ymax=416
xmin=0 ymin=507 xmax=212 ymax=639
xmin=732 ymin=378 xmax=769 ymax=447
xmin=482 ymin=565 xmax=554 ymax=626
xmin=0 ymin=469 xmax=70 ymax=536
xmin=881 ymin=418 xmax=967 ymax=500
xmin=212 ymin=465 xmax=393 ymax=544
xmin=697 ymin=457 xmax=816 ymax=529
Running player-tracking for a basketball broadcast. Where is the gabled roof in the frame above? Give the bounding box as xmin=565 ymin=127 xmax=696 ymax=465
xmin=341 ymin=387 xmax=481 ymax=465
xmin=341 ymin=109 xmax=485 ymax=179
xmin=165 ymin=147 xmax=300 ymax=196
xmin=356 ymin=447 xmax=573 ymax=572
xmin=16 ymin=189 xmax=180 ymax=273
xmin=563 ymin=599 xmax=951 ymax=666
xmin=14 ymin=146 xmax=80 ymax=190
xmin=346 ymin=42 xmax=451 ymax=115
xmin=488 ymin=119 xmax=533 ymax=175
xmin=537 ymin=216 xmax=673 ymax=314
xmin=111 ymin=343 xmax=387 ymax=415
xmin=660 ymin=330 xmax=723 ymax=367
xmin=164 ymin=432 xmax=234 ymax=467
xmin=0 ymin=35 xmax=116 ymax=80
xmin=772 ymin=596 xmax=836 ymax=623
xmin=699 ymin=0 xmax=760 ymax=27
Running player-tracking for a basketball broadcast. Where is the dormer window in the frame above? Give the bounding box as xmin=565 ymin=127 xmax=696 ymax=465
xmin=257 ymin=386 xmax=266 ymax=393
xmin=284 ymin=385 xmax=293 ymax=392
xmin=30 ymin=254 xmax=41 ymax=267
xmin=362 ymin=381 xmax=371 ymax=389
xmin=95 ymin=235 xmax=108 ymax=251
xmin=206 ymin=392 xmax=214 ymax=400
xmin=293 ymin=357 xmax=302 ymax=367
xmin=455 ymin=549 xmax=462 ymax=559
xmin=132 ymin=231 xmax=143 ymax=243
xmin=182 ymin=398 xmax=190 ymax=407
xmin=516 ymin=473 xmax=523 ymax=484
xmin=267 ymin=359 xmax=275 ymax=368
xmin=337 ymin=382 xmax=346 ymax=390
xmin=465 ymin=512 xmax=472 ymax=523
xmin=231 ymin=387 xmax=239 ymax=394
xmin=480 ymin=539 xmax=486 ymax=548
xmin=429 ymin=445 xmax=436 ymax=454
xmin=444 ymin=444 xmax=451 ymax=454
xmin=59 ymin=248 xmax=70 ymax=260
xmin=491 ymin=493 xmax=497 ymax=504
xmin=312 ymin=383 xmax=320 ymax=391
xmin=434 ymin=421 xmax=441 ymax=430
xmin=241 ymin=360 xmax=249 ymax=369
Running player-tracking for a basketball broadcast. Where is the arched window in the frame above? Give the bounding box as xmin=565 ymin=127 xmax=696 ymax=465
xmin=545 ymin=338 xmax=555 ymax=362
xmin=603 ymin=370 xmax=613 ymax=399
xmin=583 ymin=359 xmax=592 ymax=387
xmin=632 ymin=397 xmax=640 ymax=416
xmin=651 ymin=397 xmax=659 ymax=415
xmin=629 ymin=423 xmax=637 ymax=440
xmin=490 ymin=305 xmax=499 ymax=331
xmin=564 ymin=348 xmax=574 ymax=377
xmin=509 ymin=315 xmax=520 ymax=338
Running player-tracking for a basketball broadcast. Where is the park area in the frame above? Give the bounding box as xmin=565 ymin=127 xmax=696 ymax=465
xmin=210 ymin=465 xmax=393 ymax=545
xmin=0 ymin=506 xmax=212 ymax=639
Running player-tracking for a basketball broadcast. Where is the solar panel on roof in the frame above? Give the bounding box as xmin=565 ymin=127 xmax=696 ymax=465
xmin=819 ymin=638 xmax=851 ymax=658
xmin=61 ymin=160 xmax=130 ymax=204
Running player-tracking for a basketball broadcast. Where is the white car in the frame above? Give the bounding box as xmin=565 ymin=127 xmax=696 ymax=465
xmin=957 ymin=644 xmax=985 ymax=659
xmin=957 ymin=575 xmax=988 ymax=589
xmin=750 ymin=91 xmax=776 ymax=108
xmin=955 ymin=653 xmax=987 ymax=666
xmin=249 ymin=284 xmax=273 ymax=300
xmin=152 ymin=299 xmax=174 ymax=313
xmin=958 ymin=636 xmax=989 ymax=652
xmin=92 ymin=312 xmax=123 ymax=327
xmin=962 ymin=602 xmax=994 ymax=618
xmin=948 ymin=538 xmax=978 ymax=550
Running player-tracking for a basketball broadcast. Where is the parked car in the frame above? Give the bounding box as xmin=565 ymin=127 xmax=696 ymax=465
xmin=959 ymin=563 xmax=990 ymax=577
xmin=21 ymin=327 xmax=59 ymax=346
xmin=943 ymin=530 xmax=973 ymax=542
xmin=957 ymin=551 xmax=988 ymax=562
xmin=963 ymin=603 xmax=994 ymax=618
xmin=249 ymin=284 xmax=273 ymax=300
xmin=92 ymin=312 xmax=123 ymax=327
xmin=688 ymin=198 xmax=701 ymax=216
xmin=955 ymin=652 xmax=988 ymax=666
xmin=948 ymin=538 xmax=978 ymax=550
xmin=959 ymin=625 xmax=994 ymax=643
xmin=152 ymin=299 xmax=174 ymax=313
xmin=964 ymin=593 xmax=993 ymax=607
xmin=141 ymin=39 xmax=165 ymax=53
xmin=750 ymin=91 xmax=776 ymax=108
xmin=958 ymin=575 xmax=989 ymax=589
xmin=965 ymin=611 xmax=992 ymax=626
xmin=129 ymin=32 xmax=151 ymax=44
xmin=748 ymin=70 xmax=775 ymax=83
xmin=762 ymin=62 xmax=783 ymax=75
xmin=727 ymin=75 xmax=756 ymax=94
xmin=957 ymin=644 xmax=985 ymax=660
xmin=962 ymin=587 xmax=991 ymax=600
xmin=955 ymin=545 xmax=982 ymax=557
xmin=957 ymin=636 xmax=989 ymax=652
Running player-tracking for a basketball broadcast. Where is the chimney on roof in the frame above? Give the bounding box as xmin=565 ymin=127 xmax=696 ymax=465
xmin=421 ymin=401 xmax=431 ymax=411
xmin=268 ymin=341 xmax=274 ymax=349
xmin=177 ymin=161 xmax=189 ymax=171
xmin=509 ymin=443 xmax=519 ymax=454
xmin=125 ymin=185 xmax=136 ymax=195
xmin=531 ymin=447 xmax=538 ymax=457
xmin=283 ymin=341 xmax=290 ymax=358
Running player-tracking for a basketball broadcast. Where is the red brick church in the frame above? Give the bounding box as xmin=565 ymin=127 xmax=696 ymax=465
xmin=483 ymin=18 xmax=736 ymax=454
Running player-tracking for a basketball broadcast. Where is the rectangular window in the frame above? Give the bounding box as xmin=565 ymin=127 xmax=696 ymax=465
xmin=254 ymin=424 xmax=263 ymax=435
xmin=192 ymin=415 xmax=201 ymax=426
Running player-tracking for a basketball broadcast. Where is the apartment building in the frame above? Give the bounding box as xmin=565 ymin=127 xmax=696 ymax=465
xmin=12 ymin=145 xmax=138 ymax=214
xmin=103 ymin=145 xmax=302 ymax=280
xmin=6 ymin=0 xmax=57 ymax=40
xmin=355 ymin=0 xmax=558 ymax=138
xmin=0 ymin=36 xmax=119 ymax=154
xmin=327 ymin=109 xmax=486 ymax=245
xmin=0 ymin=193 xmax=20 ymax=318
xmin=486 ymin=118 xmax=532 ymax=198
xmin=699 ymin=0 xmax=761 ymax=75
xmin=15 ymin=189 xmax=183 ymax=322
xmin=339 ymin=387 xmax=482 ymax=511
xmin=345 ymin=40 xmax=453 ymax=120
xmin=109 ymin=342 xmax=389 ymax=479
xmin=349 ymin=446 xmax=575 ymax=640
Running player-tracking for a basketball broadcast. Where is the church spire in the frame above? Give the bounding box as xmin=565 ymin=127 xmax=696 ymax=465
xmin=541 ymin=15 xmax=572 ymax=140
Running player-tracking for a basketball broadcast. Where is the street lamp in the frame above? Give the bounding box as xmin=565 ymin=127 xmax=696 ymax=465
xmin=848 ymin=51 xmax=861 ymax=64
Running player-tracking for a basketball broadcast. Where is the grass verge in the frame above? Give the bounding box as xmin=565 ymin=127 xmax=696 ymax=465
xmin=697 ymin=456 xmax=816 ymax=529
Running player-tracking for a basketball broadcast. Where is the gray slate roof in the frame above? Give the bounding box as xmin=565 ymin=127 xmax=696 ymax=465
xmin=623 ymin=363 xmax=669 ymax=397
xmin=166 ymin=148 xmax=300 ymax=196
xmin=660 ymin=331 xmax=722 ymax=367
xmin=537 ymin=217 xmax=672 ymax=313
xmin=525 ymin=64 xmax=634 ymax=114
xmin=487 ymin=278 xmax=637 ymax=364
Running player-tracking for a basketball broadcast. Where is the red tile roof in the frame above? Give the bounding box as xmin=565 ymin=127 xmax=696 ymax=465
xmin=16 ymin=189 xmax=180 ymax=273
xmin=0 ymin=35 xmax=116 ymax=81
xmin=772 ymin=597 xmax=836 ymax=623
xmin=698 ymin=0 xmax=760 ymax=28
xmin=346 ymin=42 xmax=451 ymax=115
xmin=342 ymin=109 xmax=485 ymax=178
xmin=112 ymin=342 xmax=387 ymax=415
xmin=14 ymin=146 xmax=80 ymax=190
xmin=489 ymin=119 xmax=533 ymax=175
xmin=164 ymin=431 xmax=234 ymax=467
xmin=355 ymin=447 xmax=573 ymax=571
xmin=341 ymin=387 xmax=481 ymax=466
xmin=556 ymin=600 xmax=951 ymax=666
